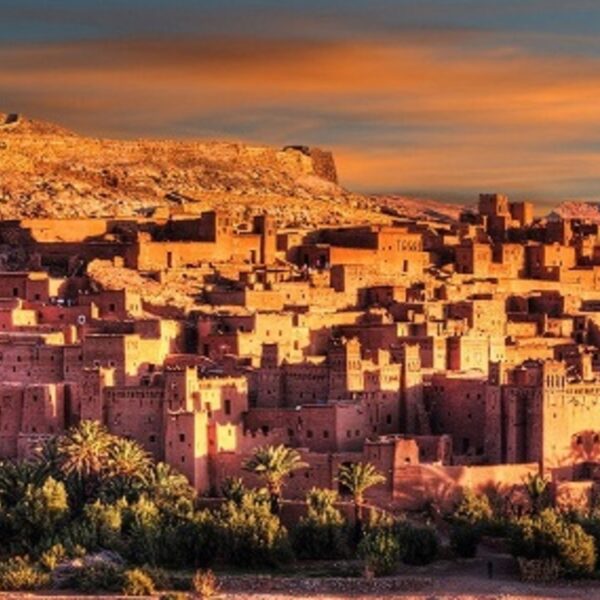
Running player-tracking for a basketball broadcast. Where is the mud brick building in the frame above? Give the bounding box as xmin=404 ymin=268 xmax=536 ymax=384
xmin=3 ymin=194 xmax=600 ymax=511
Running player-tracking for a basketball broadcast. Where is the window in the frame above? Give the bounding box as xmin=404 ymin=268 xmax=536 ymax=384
xmin=179 ymin=433 xmax=186 ymax=442
xmin=224 ymin=399 xmax=231 ymax=415
xmin=149 ymin=434 xmax=156 ymax=443
xmin=323 ymin=430 xmax=329 ymax=438
xmin=306 ymin=430 xmax=313 ymax=439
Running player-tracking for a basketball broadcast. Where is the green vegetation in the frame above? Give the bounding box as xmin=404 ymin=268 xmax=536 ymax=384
xmin=395 ymin=520 xmax=439 ymax=565
xmin=191 ymin=569 xmax=220 ymax=599
xmin=122 ymin=568 xmax=156 ymax=596
xmin=242 ymin=444 xmax=307 ymax=514
xmin=337 ymin=461 xmax=386 ymax=540
xmin=292 ymin=488 xmax=349 ymax=559
xmin=3 ymin=426 xmax=600 ymax=588
xmin=358 ymin=521 xmax=400 ymax=576
xmin=510 ymin=508 xmax=596 ymax=578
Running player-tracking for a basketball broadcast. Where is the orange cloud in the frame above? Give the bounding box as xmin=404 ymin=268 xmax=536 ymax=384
xmin=1 ymin=35 xmax=600 ymax=202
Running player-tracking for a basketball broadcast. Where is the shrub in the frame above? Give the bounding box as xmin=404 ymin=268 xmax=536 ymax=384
xmin=219 ymin=492 xmax=293 ymax=567
xmin=292 ymin=488 xmax=348 ymax=559
xmin=221 ymin=477 xmax=246 ymax=505
xmin=39 ymin=543 xmax=67 ymax=571
xmin=8 ymin=476 xmax=70 ymax=552
xmin=83 ymin=499 xmax=124 ymax=552
xmin=510 ymin=509 xmax=596 ymax=578
xmin=577 ymin=516 xmax=600 ymax=567
xmin=158 ymin=510 xmax=220 ymax=569
xmin=122 ymin=568 xmax=155 ymax=596
xmin=453 ymin=488 xmax=493 ymax=526
xmin=191 ymin=569 xmax=220 ymax=598
xmin=0 ymin=556 xmax=51 ymax=591
xmin=293 ymin=517 xmax=348 ymax=560
xmin=122 ymin=497 xmax=162 ymax=565
xmin=72 ymin=562 xmax=125 ymax=593
xmin=450 ymin=523 xmax=481 ymax=558
xmin=358 ymin=525 xmax=400 ymax=576
xmin=395 ymin=521 xmax=438 ymax=565
xmin=142 ymin=565 xmax=171 ymax=590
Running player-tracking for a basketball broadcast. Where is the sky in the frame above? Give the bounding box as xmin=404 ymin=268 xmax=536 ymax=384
xmin=2 ymin=1 xmax=600 ymax=208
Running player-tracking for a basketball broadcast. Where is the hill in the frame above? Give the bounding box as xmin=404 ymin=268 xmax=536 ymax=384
xmin=0 ymin=112 xmax=392 ymax=227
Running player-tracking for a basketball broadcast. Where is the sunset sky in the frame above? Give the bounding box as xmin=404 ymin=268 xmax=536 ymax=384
xmin=2 ymin=1 xmax=600 ymax=208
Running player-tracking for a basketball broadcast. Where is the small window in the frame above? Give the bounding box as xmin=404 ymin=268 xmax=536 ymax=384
xmin=224 ymin=399 xmax=231 ymax=415
xmin=179 ymin=433 xmax=185 ymax=443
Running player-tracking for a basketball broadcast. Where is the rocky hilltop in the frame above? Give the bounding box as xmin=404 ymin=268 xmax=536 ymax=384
xmin=0 ymin=112 xmax=390 ymax=227
xmin=548 ymin=200 xmax=600 ymax=223
xmin=373 ymin=194 xmax=465 ymax=223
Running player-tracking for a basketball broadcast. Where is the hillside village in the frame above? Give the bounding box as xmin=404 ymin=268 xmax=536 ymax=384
xmin=1 ymin=178 xmax=600 ymax=513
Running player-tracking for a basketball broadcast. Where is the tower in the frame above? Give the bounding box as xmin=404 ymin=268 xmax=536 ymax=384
xmin=398 ymin=344 xmax=427 ymax=434
xmin=328 ymin=337 xmax=363 ymax=400
xmin=253 ymin=214 xmax=277 ymax=264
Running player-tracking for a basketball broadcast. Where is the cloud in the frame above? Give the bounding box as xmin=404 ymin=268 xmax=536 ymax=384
xmin=1 ymin=33 xmax=600 ymax=203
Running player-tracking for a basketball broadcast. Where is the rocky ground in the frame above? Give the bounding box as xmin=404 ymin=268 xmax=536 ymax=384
xmin=214 ymin=555 xmax=600 ymax=600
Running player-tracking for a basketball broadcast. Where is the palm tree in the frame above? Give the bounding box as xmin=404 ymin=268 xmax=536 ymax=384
xmin=57 ymin=420 xmax=112 ymax=504
xmin=101 ymin=437 xmax=152 ymax=502
xmin=337 ymin=462 xmax=386 ymax=540
xmin=524 ymin=472 xmax=550 ymax=515
xmin=243 ymin=444 xmax=308 ymax=513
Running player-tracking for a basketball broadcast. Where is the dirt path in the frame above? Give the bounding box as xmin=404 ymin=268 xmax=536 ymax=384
xmin=218 ymin=555 xmax=600 ymax=600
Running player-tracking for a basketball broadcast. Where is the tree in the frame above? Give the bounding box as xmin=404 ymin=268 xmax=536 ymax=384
xmin=145 ymin=462 xmax=194 ymax=511
xmin=0 ymin=461 xmax=44 ymax=509
xmin=100 ymin=438 xmax=152 ymax=502
xmin=221 ymin=477 xmax=247 ymax=506
xmin=57 ymin=421 xmax=112 ymax=504
xmin=510 ymin=508 xmax=596 ymax=578
xmin=524 ymin=473 xmax=551 ymax=515
xmin=292 ymin=487 xmax=348 ymax=559
xmin=10 ymin=476 xmax=69 ymax=552
xmin=243 ymin=445 xmax=307 ymax=513
xmin=453 ymin=488 xmax=493 ymax=525
xmin=337 ymin=462 xmax=385 ymax=540
xmin=218 ymin=490 xmax=292 ymax=567
xmin=358 ymin=524 xmax=400 ymax=576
